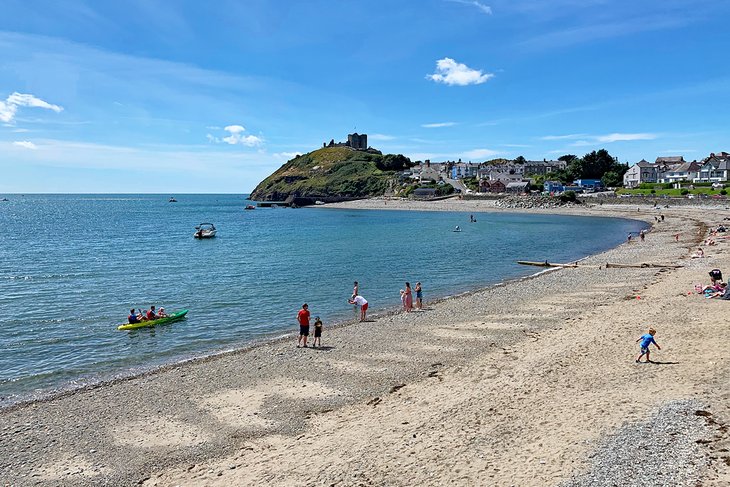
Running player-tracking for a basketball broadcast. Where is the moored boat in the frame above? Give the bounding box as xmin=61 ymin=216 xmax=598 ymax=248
xmin=194 ymin=223 xmax=217 ymax=238
xmin=244 ymin=204 xmax=256 ymax=210
xmin=117 ymin=309 xmax=189 ymax=330
xmin=169 ymin=197 xmax=177 ymax=202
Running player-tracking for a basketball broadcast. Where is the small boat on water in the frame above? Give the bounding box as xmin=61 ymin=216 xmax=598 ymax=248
xmin=244 ymin=204 xmax=256 ymax=210
xmin=0 ymin=198 xmax=8 ymax=202
xmin=194 ymin=223 xmax=217 ymax=238
xmin=453 ymin=225 xmax=462 ymax=232
xmin=117 ymin=309 xmax=189 ymax=330
xmin=169 ymin=197 xmax=177 ymax=202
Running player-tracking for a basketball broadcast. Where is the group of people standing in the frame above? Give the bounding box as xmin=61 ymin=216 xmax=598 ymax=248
xmin=296 ymin=279 xmax=424 ymax=348
xmin=399 ymin=282 xmax=422 ymax=312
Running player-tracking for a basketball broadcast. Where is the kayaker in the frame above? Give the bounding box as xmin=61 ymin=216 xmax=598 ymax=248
xmin=128 ymin=309 xmax=140 ymax=324
xmin=146 ymin=305 xmax=158 ymax=320
xmin=157 ymin=307 xmax=168 ymax=318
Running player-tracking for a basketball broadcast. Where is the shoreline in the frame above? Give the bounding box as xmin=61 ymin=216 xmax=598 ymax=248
xmin=3 ymin=203 xmax=729 ymax=486
xmin=0 ymin=243 xmax=583 ymax=413
xmin=0 ymin=206 xmax=644 ymax=412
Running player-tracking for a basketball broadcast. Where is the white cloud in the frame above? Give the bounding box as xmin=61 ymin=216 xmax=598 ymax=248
xmin=540 ymin=134 xmax=586 ymax=140
xmin=369 ymin=133 xmax=396 ymax=141
xmin=543 ymin=132 xmax=657 ymax=145
xmin=224 ymin=124 xmax=246 ymax=134
xmin=463 ymin=148 xmax=500 ymax=159
xmin=207 ymin=124 xmax=264 ymax=147
xmin=422 ymin=122 xmax=457 ymax=128
xmin=0 ymin=92 xmax=63 ymax=124
xmin=273 ymin=152 xmax=301 ymax=160
xmin=12 ymin=140 xmax=37 ymax=150
xmin=446 ymin=0 xmax=492 ymax=15
xmin=426 ymin=58 xmax=494 ymax=86
xmin=596 ymin=132 xmax=656 ymax=143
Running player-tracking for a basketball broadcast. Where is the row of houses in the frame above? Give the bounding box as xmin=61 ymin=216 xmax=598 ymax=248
xmin=410 ymin=159 xmax=568 ymax=183
xmin=623 ymin=153 xmax=730 ymax=188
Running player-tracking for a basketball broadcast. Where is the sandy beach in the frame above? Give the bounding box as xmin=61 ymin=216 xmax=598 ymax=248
xmin=2 ymin=199 xmax=730 ymax=486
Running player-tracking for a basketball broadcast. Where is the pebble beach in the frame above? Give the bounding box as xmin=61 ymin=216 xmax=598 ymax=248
xmin=2 ymin=199 xmax=730 ymax=486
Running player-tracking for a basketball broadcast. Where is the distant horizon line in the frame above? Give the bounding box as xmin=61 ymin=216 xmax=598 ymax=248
xmin=0 ymin=192 xmax=252 ymax=195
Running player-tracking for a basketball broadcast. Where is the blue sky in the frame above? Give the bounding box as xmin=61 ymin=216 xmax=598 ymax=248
xmin=1 ymin=0 xmax=729 ymax=193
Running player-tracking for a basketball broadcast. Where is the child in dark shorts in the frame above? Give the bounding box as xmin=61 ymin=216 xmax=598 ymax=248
xmin=313 ymin=317 xmax=323 ymax=348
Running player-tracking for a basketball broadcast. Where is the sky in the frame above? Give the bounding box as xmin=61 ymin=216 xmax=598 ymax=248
xmin=1 ymin=0 xmax=729 ymax=193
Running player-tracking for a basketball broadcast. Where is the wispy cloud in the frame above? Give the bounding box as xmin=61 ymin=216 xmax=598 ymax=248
xmin=463 ymin=148 xmax=500 ymax=159
xmin=446 ymin=0 xmax=492 ymax=15
xmin=273 ymin=152 xmax=302 ymax=160
xmin=427 ymin=58 xmax=494 ymax=86
xmin=596 ymin=133 xmax=656 ymax=143
xmin=12 ymin=140 xmax=37 ymax=150
xmin=540 ymin=134 xmax=587 ymax=141
xmin=501 ymin=144 xmax=531 ymax=148
xmin=0 ymin=92 xmax=63 ymax=124
xmin=422 ymin=122 xmax=457 ymax=128
xmin=207 ymin=125 xmax=264 ymax=147
xmin=543 ymin=132 xmax=657 ymax=146
xmin=369 ymin=133 xmax=396 ymax=141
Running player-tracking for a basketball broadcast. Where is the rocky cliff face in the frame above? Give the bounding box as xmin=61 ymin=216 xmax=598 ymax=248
xmin=250 ymin=146 xmax=412 ymax=201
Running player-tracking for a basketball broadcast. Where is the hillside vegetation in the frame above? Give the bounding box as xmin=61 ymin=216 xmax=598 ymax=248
xmin=250 ymin=146 xmax=412 ymax=201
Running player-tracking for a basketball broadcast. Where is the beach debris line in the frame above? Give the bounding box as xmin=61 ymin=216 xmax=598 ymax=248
xmin=516 ymin=260 xmax=683 ymax=269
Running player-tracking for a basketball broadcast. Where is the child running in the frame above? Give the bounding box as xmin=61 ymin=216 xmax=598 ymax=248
xmin=312 ymin=316 xmax=323 ymax=348
xmin=635 ymin=328 xmax=661 ymax=363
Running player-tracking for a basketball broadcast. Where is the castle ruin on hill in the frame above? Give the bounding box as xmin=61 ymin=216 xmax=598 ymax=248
xmin=323 ymin=132 xmax=368 ymax=150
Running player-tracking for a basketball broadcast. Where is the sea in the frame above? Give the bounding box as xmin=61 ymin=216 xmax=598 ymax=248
xmin=0 ymin=194 xmax=647 ymax=407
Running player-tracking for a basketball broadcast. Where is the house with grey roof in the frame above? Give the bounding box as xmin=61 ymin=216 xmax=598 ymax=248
xmin=695 ymin=152 xmax=730 ymax=183
xmin=623 ymin=159 xmax=657 ymax=188
xmin=523 ymin=160 xmax=567 ymax=176
xmin=657 ymin=161 xmax=700 ymax=184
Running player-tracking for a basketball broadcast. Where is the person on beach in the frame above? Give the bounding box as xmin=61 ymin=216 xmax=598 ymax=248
xmin=297 ymin=303 xmax=310 ymax=348
xmin=709 ymin=268 xmax=723 ymax=285
xmin=348 ymin=295 xmax=368 ymax=321
xmin=400 ymin=289 xmax=406 ymax=309
xmin=627 ymin=233 xmax=633 ymax=243
xmin=404 ymin=282 xmax=413 ymax=312
xmin=415 ymin=282 xmax=423 ymax=310
xmin=352 ymin=281 xmax=359 ymax=299
xmin=640 ymin=230 xmax=646 ymax=242
xmin=635 ymin=328 xmax=661 ymax=363
xmin=312 ymin=316 xmax=323 ymax=348
xmin=674 ymin=233 xmax=680 ymax=242
xmin=691 ymin=248 xmax=704 ymax=259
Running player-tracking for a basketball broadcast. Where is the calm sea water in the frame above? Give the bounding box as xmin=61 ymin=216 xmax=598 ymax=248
xmin=0 ymin=194 xmax=646 ymax=406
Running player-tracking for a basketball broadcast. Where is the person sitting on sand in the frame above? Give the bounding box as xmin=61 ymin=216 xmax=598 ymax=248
xmin=312 ymin=317 xmax=323 ymax=348
xmin=700 ymin=281 xmax=726 ymax=294
xmin=348 ymin=295 xmax=368 ymax=321
xmin=691 ymin=247 xmax=705 ymax=258
xmin=635 ymin=328 xmax=660 ymax=363
xmin=709 ymin=269 xmax=723 ymax=285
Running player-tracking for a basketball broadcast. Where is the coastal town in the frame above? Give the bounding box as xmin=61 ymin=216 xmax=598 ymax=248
xmin=402 ymin=151 xmax=730 ymax=196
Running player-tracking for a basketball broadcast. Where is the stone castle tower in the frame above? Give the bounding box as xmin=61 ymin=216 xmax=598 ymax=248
xmin=347 ymin=133 xmax=367 ymax=150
